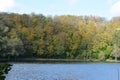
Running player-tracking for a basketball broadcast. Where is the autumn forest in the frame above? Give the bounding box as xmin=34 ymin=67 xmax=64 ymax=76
xmin=0 ymin=12 xmax=120 ymax=61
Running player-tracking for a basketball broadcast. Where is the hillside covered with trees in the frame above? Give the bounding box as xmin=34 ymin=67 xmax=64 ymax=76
xmin=0 ymin=12 xmax=120 ymax=61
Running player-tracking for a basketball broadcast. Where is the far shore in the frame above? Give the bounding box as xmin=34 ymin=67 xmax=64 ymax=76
xmin=0 ymin=58 xmax=120 ymax=63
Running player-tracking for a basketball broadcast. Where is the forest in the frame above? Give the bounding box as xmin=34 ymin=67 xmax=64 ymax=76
xmin=0 ymin=12 xmax=120 ymax=61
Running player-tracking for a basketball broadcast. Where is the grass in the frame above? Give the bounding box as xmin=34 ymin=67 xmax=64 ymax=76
xmin=0 ymin=58 xmax=120 ymax=63
xmin=106 ymin=59 xmax=120 ymax=63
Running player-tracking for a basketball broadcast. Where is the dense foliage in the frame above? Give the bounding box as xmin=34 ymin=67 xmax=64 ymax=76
xmin=0 ymin=63 xmax=12 ymax=80
xmin=0 ymin=12 xmax=120 ymax=61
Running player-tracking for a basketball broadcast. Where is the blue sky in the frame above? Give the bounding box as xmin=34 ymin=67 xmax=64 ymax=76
xmin=0 ymin=0 xmax=120 ymax=19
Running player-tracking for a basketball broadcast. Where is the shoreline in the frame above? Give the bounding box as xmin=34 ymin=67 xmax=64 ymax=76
xmin=0 ymin=58 xmax=120 ymax=63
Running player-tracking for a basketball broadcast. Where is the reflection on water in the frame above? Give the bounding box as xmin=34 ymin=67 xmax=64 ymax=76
xmin=6 ymin=63 xmax=120 ymax=80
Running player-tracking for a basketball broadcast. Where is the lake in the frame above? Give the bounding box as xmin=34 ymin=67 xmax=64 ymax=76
xmin=6 ymin=63 xmax=120 ymax=80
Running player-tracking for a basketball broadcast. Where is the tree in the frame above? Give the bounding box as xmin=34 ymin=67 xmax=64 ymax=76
xmin=112 ymin=28 xmax=120 ymax=61
xmin=0 ymin=12 xmax=119 ymax=60
xmin=112 ymin=44 xmax=120 ymax=61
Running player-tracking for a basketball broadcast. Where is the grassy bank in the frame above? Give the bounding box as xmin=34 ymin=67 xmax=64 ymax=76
xmin=0 ymin=58 xmax=86 ymax=63
xmin=0 ymin=58 xmax=119 ymax=63
xmin=105 ymin=59 xmax=120 ymax=63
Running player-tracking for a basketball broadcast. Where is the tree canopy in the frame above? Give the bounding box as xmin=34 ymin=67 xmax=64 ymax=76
xmin=0 ymin=12 xmax=120 ymax=61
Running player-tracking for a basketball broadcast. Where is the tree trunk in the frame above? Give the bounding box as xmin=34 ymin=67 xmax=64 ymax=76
xmin=115 ymin=56 xmax=117 ymax=62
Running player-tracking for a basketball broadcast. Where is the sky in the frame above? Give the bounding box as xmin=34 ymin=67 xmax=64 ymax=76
xmin=0 ymin=0 xmax=120 ymax=19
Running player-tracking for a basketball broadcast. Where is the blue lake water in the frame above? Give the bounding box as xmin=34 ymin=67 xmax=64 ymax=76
xmin=6 ymin=63 xmax=120 ymax=80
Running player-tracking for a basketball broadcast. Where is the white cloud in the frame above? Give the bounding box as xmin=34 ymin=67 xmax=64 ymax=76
xmin=68 ymin=0 xmax=80 ymax=5
xmin=49 ymin=5 xmax=57 ymax=11
xmin=110 ymin=1 xmax=120 ymax=16
xmin=107 ymin=0 xmax=113 ymax=5
xmin=0 ymin=0 xmax=16 ymax=12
